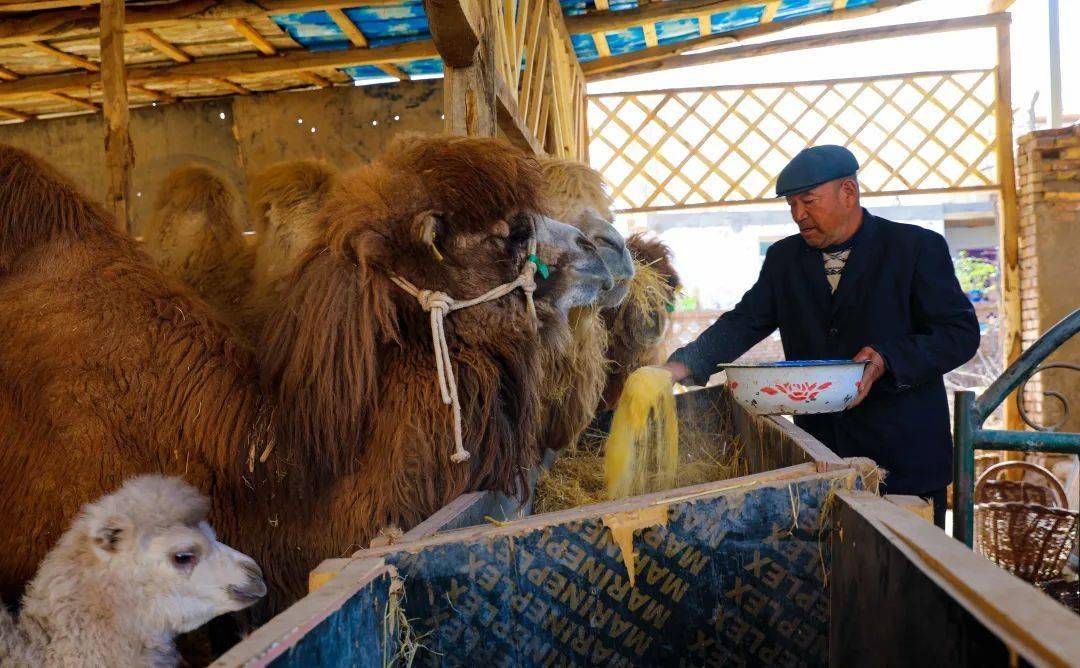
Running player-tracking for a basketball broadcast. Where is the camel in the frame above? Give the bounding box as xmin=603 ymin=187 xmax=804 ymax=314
xmin=0 ymin=475 xmax=265 ymax=667
xmin=143 ymin=165 xmax=253 ymax=318
xmin=601 ymin=232 xmax=681 ymax=410
xmin=0 ymin=136 xmax=610 ymax=620
xmin=242 ymin=159 xmax=337 ymax=337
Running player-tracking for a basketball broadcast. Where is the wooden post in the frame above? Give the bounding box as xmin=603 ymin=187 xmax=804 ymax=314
xmin=425 ymin=0 xmax=498 ymax=137
xmin=100 ymin=0 xmax=133 ymax=232
xmin=994 ymin=19 xmax=1023 ymax=436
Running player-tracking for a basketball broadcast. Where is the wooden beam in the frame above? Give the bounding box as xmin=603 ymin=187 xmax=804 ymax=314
xmin=593 ymin=0 xmax=609 ymax=8
xmin=697 ymin=13 xmax=712 ymax=36
xmin=228 ymin=17 xmax=277 ymax=55
xmin=99 ymin=0 xmax=132 ymax=233
xmin=0 ymin=40 xmax=438 ymax=100
xmin=48 ymin=91 xmax=98 ymax=110
xmin=592 ymin=32 xmax=610 ymax=57
xmin=993 ymin=19 xmax=1022 ymax=433
xmin=0 ymin=105 xmax=30 ymax=120
xmin=0 ymin=0 xmax=418 ymax=47
xmin=642 ymin=22 xmax=659 ymax=48
xmin=24 ymin=40 xmax=100 ymax=71
xmin=131 ymin=84 xmax=175 ymax=103
xmin=424 ymin=0 xmax=483 ymax=68
xmin=326 ymin=8 xmax=366 ymax=47
xmin=761 ymin=0 xmax=780 ymax=23
xmin=585 ymin=12 xmax=1010 ymax=80
xmin=988 ymin=0 xmax=1016 ymax=11
xmin=567 ymin=0 xmax=916 ymax=38
xmin=495 ymin=73 xmax=544 ymax=155
xmin=133 ymin=28 xmax=192 ymax=63
xmin=298 ymin=71 xmax=331 ymax=88
xmin=210 ymin=77 xmax=250 ymax=95
xmin=0 ymin=65 xmax=19 ymax=80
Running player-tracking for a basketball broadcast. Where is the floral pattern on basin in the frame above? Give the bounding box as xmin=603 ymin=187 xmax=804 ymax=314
xmin=759 ymin=381 xmax=832 ymax=402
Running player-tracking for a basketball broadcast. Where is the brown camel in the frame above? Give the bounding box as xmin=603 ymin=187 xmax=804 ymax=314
xmin=601 ymin=232 xmax=681 ymax=410
xmin=0 ymin=136 xmax=609 ymax=619
xmin=143 ymin=165 xmax=254 ymax=318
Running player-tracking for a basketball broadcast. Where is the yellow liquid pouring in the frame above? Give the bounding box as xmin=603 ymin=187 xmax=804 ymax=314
xmin=604 ymin=366 xmax=679 ymax=499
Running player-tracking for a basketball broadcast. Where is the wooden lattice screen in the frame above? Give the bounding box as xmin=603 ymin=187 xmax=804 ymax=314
xmin=588 ymin=69 xmax=999 ymax=213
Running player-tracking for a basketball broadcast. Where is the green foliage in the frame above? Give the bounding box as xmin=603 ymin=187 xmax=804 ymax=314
xmin=954 ymin=250 xmax=997 ymax=295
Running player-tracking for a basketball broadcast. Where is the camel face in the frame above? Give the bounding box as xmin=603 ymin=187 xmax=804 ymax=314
xmin=532 ymin=214 xmax=613 ymax=316
xmin=79 ymin=477 xmax=266 ymax=635
xmin=133 ymin=521 xmax=267 ymax=634
xmin=574 ymin=208 xmax=635 ymax=309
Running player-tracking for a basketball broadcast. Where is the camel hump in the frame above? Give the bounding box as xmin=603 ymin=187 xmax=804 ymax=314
xmin=151 ymin=165 xmax=243 ymax=238
xmin=0 ymin=144 xmax=113 ymax=271
xmin=248 ymin=159 xmax=337 ymax=238
xmin=539 ymin=156 xmax=614 ymax=223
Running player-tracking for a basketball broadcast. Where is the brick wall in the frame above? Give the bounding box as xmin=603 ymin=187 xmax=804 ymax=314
xmin=1016 ymin=124 xmax=1080 ymax=431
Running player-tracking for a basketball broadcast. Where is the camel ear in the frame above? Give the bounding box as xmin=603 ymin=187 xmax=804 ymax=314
xmin=413 ymin=210 xmax=444 ymax=261
xmin=90 ymin=514 xmax=132 ymax=557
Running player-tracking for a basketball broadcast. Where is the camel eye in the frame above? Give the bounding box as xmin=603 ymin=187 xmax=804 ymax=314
xmin=172 ymin=551 xmax=197 ymax=569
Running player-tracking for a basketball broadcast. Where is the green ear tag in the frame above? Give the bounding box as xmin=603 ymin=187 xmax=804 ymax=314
xmin=664 ymin=302 xmax=675 ymax=313
xmin=527 ymin=253 xmax=550 ymax=280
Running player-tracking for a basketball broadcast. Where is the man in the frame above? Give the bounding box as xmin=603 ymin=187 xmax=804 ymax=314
xmin=661 ymin=145 xmax=980 ymax=527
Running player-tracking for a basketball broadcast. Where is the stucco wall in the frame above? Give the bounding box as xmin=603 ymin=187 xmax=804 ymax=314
xmin=0 ymin=81 xmax=443 ymax=235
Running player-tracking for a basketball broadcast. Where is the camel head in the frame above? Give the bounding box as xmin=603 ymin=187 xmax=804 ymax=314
xmin=539 ymin=156 xmax=635 ymax=309
xmin=68 ymin=476 xmax=266 ymax=635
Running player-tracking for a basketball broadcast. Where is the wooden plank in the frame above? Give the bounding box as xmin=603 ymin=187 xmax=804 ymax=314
xmin=216 ymin=559 xmax=394 ymax=667
xmin=0 ymin=65 xmax=19 ymax=80
xmin=697 ymin=12 xmax=712 ymax=36
xmin=209 ymin=77 xmax=249 ymax=95
xmin=0 ymin=105 xmax=30 ymax=120
xmin=835 ymin=492 xmax=1080 ymax=666
xmin=298 ymin=70 xmax=331 ymax=88
xmin=99 ymin=0 xmax=131 ymax=233
xmin=131 ymin=84 xmax=175 ymax=102
xmin=761 ymin=0 xmax=780 ymax=23
xmin=568 ymin=0 xmax=915 ymax=35
xmin=642 ymin=22 xmax=659 ymax=48
xmin=228 ymin=17 xmax=277 ymax=55
xmin=994 ymin=20 xmax=1023 ymax=434
xmin=24 ymin=40 xmax=100 ymax=71
xmin=0 ymin=40 xmax=438 ymax=100
xmin=496 ymin=71 xmax=545 ymax=155
xmin=0 ymin=0 xmax=421 ymax=47
xmin=326 ymin=8 xmax=366 ymax=47
xmin=48 ymin=91 xmax=97 ymax=111
xmin=884 ymin=493 xmax=934 ymax=523
xmin=593 ymin=0 xmax=609 ymax=8
xmin=988 ymin=0 xmax=1016 ymax=11
xmin=424 ymin=0 xmax=482 ymax=68
xmin=585 ymin=12 xmax=1011 ymax=80
xmin=133 ymin=28 xmax=192 ymax=63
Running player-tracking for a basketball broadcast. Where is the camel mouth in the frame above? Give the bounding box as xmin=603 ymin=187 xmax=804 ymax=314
xmin=598 ymin=279 xmax=632 ymax=309
xmin=227 ymin=578 xmax=267 ymax=606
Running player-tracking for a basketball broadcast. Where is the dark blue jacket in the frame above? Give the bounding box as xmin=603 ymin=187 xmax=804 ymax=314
xmin=669 ymin=210 xmax=980 ymax=494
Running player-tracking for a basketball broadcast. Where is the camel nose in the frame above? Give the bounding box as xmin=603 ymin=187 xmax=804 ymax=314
xmin=229 ymin=560 xmax=267 ymax=604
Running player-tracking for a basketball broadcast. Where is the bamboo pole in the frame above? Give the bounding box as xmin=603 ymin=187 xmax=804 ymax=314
xmin=994 ymin=19 xmax=1022 ymax=435
xmin=99 ymin=0 xmax=132 ymax=233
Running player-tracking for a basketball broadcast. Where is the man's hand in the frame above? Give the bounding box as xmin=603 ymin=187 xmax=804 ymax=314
xmin=659 ymin=361 xmax=692 ymax=385
xmin=849 ymin=347 xmax=886 ymax=409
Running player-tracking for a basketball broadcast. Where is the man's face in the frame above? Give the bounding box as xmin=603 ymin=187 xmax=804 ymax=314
xmin=785 ymin=179 xmax=859 ymax=249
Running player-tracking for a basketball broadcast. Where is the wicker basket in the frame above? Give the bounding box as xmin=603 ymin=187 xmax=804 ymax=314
xmin=975 ymin=461 xmax=1068 ymax=507
xmin=974 ymin=501 xmax=1079 ymax=584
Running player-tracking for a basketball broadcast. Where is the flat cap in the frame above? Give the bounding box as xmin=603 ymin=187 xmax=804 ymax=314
xmin=775 ymin=145 xmax=859 ymax=197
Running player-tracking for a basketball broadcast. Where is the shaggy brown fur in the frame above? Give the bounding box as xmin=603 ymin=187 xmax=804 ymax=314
xmin=535 ymin=158 xmax=618 ymax=452
xmin=0 ymin=137 xmax=583 ymax=620
xmin=242 ymin=160 xmax=337 ymax=338
xmin=601 ymin=232 xmax=681 ymax=409
xmin=260 ymin=134 xmax=575 ymax=530
xmin=143 ymin=166 xmax=254 ymax=318
xmin=539 ymin=156 xmax=614 ymax=225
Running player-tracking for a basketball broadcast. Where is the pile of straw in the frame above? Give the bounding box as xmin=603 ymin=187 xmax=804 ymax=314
xmin=533 ymin=427 xmax=748 ymax=514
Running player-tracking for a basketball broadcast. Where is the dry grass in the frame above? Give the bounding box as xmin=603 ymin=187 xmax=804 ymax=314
xmin=533 ymin=426 xmax=749 ymax=514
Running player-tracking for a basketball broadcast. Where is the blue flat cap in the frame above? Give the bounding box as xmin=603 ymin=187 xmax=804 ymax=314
xmin=775 ymin=145 xmax=860 ymax=197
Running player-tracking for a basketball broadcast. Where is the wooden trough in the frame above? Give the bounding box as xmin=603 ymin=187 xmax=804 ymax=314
xmin=214 ymin=386 xmax=1080 ymax=667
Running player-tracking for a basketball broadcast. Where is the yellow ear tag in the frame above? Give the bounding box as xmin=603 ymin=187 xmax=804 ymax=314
xmin=429 ymin=235 xmax=444 ymax=262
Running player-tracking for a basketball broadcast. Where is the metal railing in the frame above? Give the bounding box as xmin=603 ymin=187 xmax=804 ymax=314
xmin=953 ymin=308 xmax=1080 ymax=547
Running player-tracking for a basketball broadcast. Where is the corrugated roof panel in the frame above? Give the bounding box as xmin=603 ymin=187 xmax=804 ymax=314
xmin=340 ymin=64 xmax=397 ymax=81
xmin=560 ymin=0 xmax=588 ymax=17
xmin=775 ymin=0 xmax=834 ymax=22
xmin=343 ymin=3 xmax=431 ymax=48
xmin=571 ymin=33 xmax=600 ymax=61
xmin=605 ymin=26 xmax=646 ymax=55
xmin=397 ymin=57 xmax=444 ymax=76
xmin=271 ymin=11 xmax=350 ymax=51
xmin=712 ymin=4 xmax=767 ymax=32
xmin=655 ymin=17 xmax=700 ymax=46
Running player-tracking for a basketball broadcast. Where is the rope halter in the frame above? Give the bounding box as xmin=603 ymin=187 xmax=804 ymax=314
xmin=390 ymin=233 xmax=542 ymax=464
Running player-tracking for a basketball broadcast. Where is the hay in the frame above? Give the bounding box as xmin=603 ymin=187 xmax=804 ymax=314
xmin=534 ymin=427 xmax=749 ymax=514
